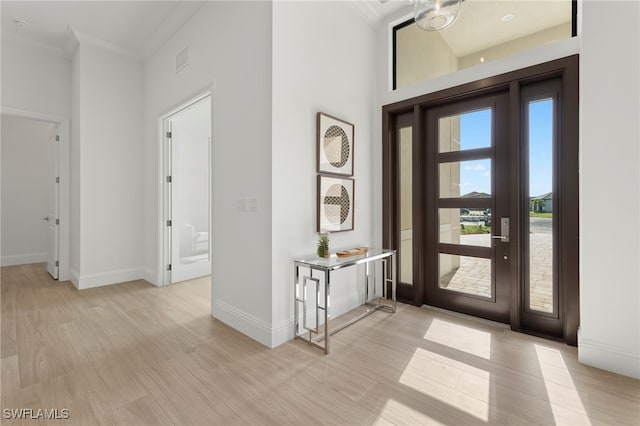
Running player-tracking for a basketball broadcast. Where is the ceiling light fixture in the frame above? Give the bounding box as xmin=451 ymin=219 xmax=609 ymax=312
xmin=414 ymin=0 xmax=462 ymax=31
xmin=13 ymin=20 xmax=29 ymax=29
xmin=501 ymin=13 xmax=515 ymax=22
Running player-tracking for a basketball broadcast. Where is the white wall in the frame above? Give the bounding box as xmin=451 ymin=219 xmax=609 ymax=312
xmin=1 ymin=35 xmax=72 ymax=280
xmin=143 ymin=1 xmax=273 ymax=345
xmin=578 ymin=0 xmax=640 ymax=379
xmin=1 ymin=115 xmax=55 ymax=265
xmin=1 ymin=35 xmax=71 ymax=119
xmin=271 ymin=1 xmax=378 ymax=346
xmin=458 ymin=22 xmax=571 ymax=70
xmin=395 ymin=23 xmax=456 ymax=89
xmin=70 ymin=46 xmax=82 ymax=282
xmin=71 ymin=39 xmax=145 ymax=289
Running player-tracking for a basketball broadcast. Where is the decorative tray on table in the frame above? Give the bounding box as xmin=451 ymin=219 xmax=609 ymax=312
xmin=335 ymin=247 xmax=369 ymax=258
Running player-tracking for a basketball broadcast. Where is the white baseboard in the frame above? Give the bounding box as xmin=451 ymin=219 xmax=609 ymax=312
xmin=77 ymin=267 xmax=144 ymax=290
xmin=1 ymin=252 xmax=48 ymax=267
xmin=578 ymin=331 xmax=640 ymax=379
xmin=70 ymin=267 xmax=80 ymax=288
xmin=271 ymin=291 xmax=366 ymax=348
xmin=143 ymin=267 xmax=159 ymax=286
xmin=212 ymin=299 xmax=272 ymax=348
xmin=214 ymin=291 xmax=369 ymax=350
xmin=272 ymin=318 xmax=295 ymax=348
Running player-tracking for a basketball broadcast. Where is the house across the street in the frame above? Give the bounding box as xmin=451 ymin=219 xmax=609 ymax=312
xmin=531 ymin=191 xmax=553 ymax=212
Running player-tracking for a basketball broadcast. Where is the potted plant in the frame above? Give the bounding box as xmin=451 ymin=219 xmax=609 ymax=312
xmin=317 ymin=232 xmax=330 ymax=258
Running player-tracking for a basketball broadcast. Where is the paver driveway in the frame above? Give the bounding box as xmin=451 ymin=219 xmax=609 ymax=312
xmin=440 ymin=218 xmax=553 ymax=312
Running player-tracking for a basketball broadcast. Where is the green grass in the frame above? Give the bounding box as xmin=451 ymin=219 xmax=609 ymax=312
xmin=529 ymin=212 xmax=553 ymax=218
xmin=460 ymin=225 xmax=491 ymax=235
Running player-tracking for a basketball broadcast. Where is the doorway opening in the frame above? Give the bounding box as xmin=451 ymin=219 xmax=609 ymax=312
xmin=1 ymin=111 xmax=69 ymax=281
xmin=159 ymin=93 xmax=212 ymax=285
xmin=382 ymin=56 xmax=579 ymax=344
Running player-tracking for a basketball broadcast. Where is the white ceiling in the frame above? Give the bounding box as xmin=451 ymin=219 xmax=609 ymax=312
xmin=440 ymin=0 xmax=572 ymax=57
xmin=1 ymin=1 xmax=571 ymax=60
xmin=1 ymin=1 xmax=205 ymax=59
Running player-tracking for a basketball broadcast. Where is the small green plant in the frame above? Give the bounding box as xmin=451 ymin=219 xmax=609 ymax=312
xmin=317 ymin=233 xmax=329 ymax=258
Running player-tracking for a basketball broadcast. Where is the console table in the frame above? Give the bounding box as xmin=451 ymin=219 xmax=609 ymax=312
xmin=293 ymin=248 xmax=397 ymax=354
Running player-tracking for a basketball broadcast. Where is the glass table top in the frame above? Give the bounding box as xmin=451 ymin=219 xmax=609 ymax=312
xmin=294 ymin=248 xmax=395 ymax=272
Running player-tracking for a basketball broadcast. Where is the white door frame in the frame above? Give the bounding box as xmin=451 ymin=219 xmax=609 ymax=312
xmin=156 ymin=89 xmax=212 ymax=286
xmin=1 ymin=107 xmax=70 ymax=281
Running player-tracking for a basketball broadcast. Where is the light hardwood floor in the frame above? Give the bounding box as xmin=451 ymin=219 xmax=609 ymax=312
xmin=1 ymin=263 xmax=638 ymax=425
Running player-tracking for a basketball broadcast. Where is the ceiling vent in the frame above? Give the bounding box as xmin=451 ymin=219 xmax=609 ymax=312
xmin=176 ymin=47 xmax=188 ymax=73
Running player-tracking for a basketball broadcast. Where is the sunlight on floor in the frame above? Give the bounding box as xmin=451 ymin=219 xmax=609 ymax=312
xmin=379 ymin=398 xmax=446 ymax=425
xmin=534 ymin=344 xmax=591 ymax=425
xmin=423 ymin=318 xmax=492 ymax=359
xmin=398 ymin=348 xmax=491 ymax=422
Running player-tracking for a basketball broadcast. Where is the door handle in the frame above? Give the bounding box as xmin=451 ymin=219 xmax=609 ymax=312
xmin=43 ymin=216 xmax=49 ymax=222
xmin=492 ymin=217 xmax=510 ymax=242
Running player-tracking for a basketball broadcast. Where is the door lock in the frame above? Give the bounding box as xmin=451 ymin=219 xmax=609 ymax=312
xmin=492 ymin=217 xmax=510 ymax=242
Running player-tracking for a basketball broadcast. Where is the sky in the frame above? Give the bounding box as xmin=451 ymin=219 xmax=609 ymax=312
xmin=456 ymin=100 xmax=553 ymax=198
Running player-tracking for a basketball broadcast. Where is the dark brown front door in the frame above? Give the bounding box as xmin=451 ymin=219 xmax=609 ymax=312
xmin=383 ymin=56 xmax=579 ymax=344
xmin=423 ymin=92 xmax=512 ymax=323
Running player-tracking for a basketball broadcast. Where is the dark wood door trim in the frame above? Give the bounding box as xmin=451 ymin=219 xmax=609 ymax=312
xmin=520 ymin=78 xmax=563 ymax=337
xmin=560 ymin=57 xmax=580 ymax=346
xmin=382 ymin=55 xmax=580 ymax=345
xmin=508 ymin=80 xmax=523 ymax=332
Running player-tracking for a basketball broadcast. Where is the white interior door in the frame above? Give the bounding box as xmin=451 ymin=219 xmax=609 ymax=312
xmin=164 ymin=95 xmax=211 ymax=284
xmin=46 ymin=125 xmax=59 ymax=279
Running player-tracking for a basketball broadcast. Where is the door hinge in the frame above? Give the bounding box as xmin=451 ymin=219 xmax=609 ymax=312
xmin=167 ymin=264 xmax=172 ymax=271
xmin=55 ymin=219 xmax=60 ymax=225
xmin=166 ymin=131 xmax=172 ymax=139
xmin=166 ymin=176 xmax=172 ymax=183
xmin=166 ymin=220 xmax=172 ymax=226
xmin=55 ymin=176 xmax=60 ymax=183
xmin=55 ymin=135 xmax=60 ymax=142
xmin=55 ymin=260 xmax=59 ymax=267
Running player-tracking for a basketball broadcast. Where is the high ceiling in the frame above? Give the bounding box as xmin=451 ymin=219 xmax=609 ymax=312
xmin=440 ymin=0 xmax=572 ymax=57
xmin=1 ymin=1 xmax=572 ymax=60
xmin=373 ymin=0 xmax=572 ymax=56
xmin=1 ymin=1 xmax=205 ymax=59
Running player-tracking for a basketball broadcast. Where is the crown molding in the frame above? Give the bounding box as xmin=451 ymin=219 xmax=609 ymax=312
xmin=1 ymin=31 xmax=67 ymax=57
xmin=69 ymin=28 xmax=142 ymax=63
xmin=346 ymin=0 xmax=383 ymax=26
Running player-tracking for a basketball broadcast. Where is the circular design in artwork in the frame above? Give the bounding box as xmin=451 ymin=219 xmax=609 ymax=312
xmin=324 ymin=184 xmax=350 ymax=225
xmin=323 ymin=125 xmax=350 ymax=168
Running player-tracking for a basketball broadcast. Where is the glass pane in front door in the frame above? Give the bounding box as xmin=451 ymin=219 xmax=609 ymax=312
xmin=439 ymin=159 xmax=492 ymax=198
xmin=437 ymin=110 xmax=493 ymax=298
xmin=439 ymin=208 xmax=491 ymax=247
xmin=519 ymin=77 xmax=570 ymax=339
xmin=398 ymin=125 xmax=413 ymax=285
xmin=439 ymin=108 xmax=492 ymax=153
xmin=439 ymin=254 xmax=492 ymax=298
xmin=527 ymin=98 xmax=555 ymax=314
